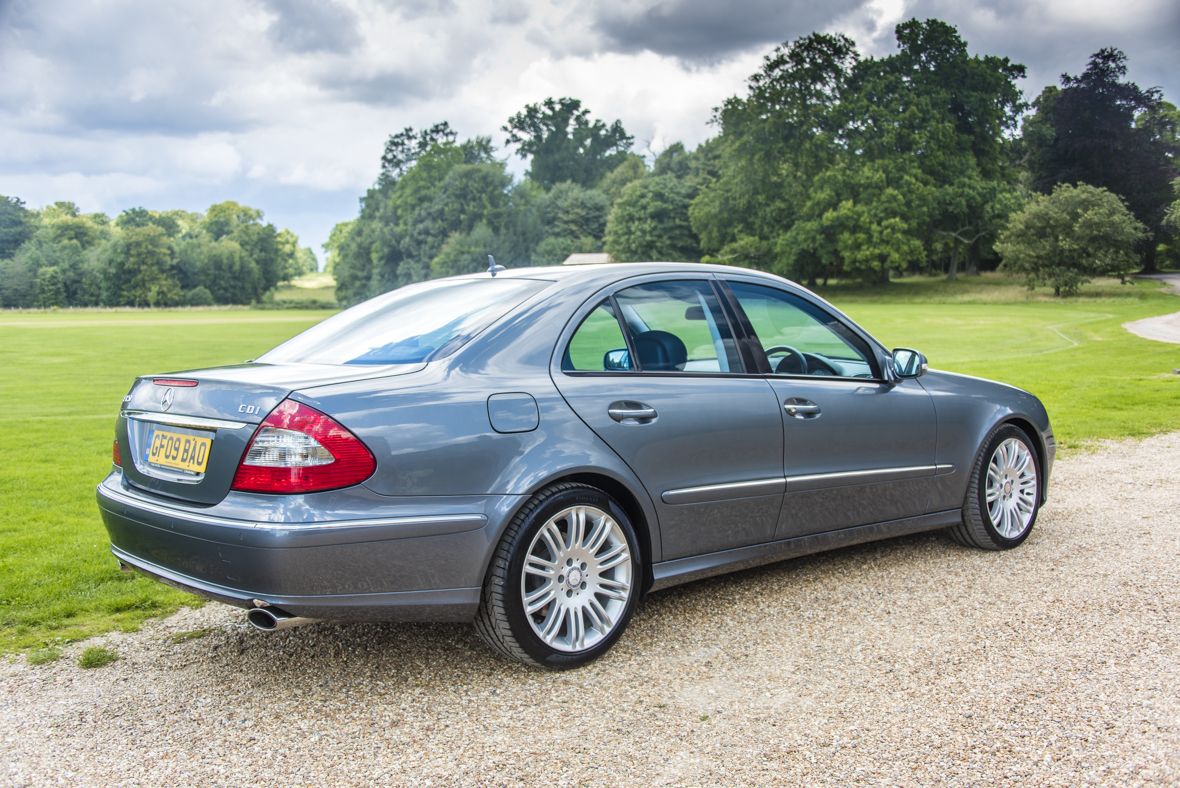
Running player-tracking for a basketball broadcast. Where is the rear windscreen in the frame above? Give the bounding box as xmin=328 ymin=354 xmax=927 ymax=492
xmin=257 ymin=278 xmax=552 ymax=366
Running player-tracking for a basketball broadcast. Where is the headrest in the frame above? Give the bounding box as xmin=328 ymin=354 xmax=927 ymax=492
xmin=633 ymin=330 xmax=687 ymax=371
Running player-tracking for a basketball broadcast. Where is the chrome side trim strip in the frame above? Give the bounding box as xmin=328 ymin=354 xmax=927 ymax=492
xmin=122 ymin=410 xmax=249 ymax=431
xmin=662 ymin=477 xmax=785 ymax=505
xmin=935 ymin=464 xmax=956 ymax=475
xmin=650 ymin=510 xmax=962 ymax=591
xmin=97 ymin=484 xmax=487 ymax=535
xmin=786 ymin=465 xmax=938 ymax=492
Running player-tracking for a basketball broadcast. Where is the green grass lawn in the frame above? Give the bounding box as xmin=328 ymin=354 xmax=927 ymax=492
xmin=0 ymin=309 xmax=333 ymax=654
xmin=1 ymin=273 xmax=1178 ymax=657
xmin=272 ymin=271 xmax=336 ymax=305
xmin=826 ymin=275 xmax=1180 ymax=447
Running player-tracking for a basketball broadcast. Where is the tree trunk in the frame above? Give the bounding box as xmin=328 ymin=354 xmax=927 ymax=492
xmin=965 ymin=243 xmax=978 ymax=276
xmin=947 ymin=236 xmax=960 ymax=281
xmin=1142 ymin=241 xmax=1158 ymax=273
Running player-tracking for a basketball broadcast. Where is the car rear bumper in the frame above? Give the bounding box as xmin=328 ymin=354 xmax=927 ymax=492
xmin=96 ymin=473 xmax=526 ymax=622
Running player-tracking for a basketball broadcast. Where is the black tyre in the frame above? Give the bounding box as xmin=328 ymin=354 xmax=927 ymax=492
xmin=474 ymin=483 xmax=642 ymax=670
xmin=950 ymin=423 xmax=1042 ymax=550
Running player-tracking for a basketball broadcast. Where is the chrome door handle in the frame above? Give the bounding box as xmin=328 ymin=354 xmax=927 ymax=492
xmin=608 ymin=401 xmax=658 ymax=423
xmin=784 ymin=399 xmax=821 ymax=418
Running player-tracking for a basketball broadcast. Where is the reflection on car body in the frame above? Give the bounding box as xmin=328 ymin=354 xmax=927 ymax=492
xmin=98 ymin=262 xmax=1054 ymax=669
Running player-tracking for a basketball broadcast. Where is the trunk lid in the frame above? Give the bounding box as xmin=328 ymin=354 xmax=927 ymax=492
xmin=117 ymin=362 xmax=423 ymax=504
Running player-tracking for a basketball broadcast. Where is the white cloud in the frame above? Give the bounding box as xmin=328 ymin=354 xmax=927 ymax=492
xmin=0 ymin=0 xmax=1176 ymax=261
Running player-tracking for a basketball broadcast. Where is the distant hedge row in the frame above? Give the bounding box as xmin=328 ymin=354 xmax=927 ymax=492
xmin=0 ymin=200 xmax=317 ymax=308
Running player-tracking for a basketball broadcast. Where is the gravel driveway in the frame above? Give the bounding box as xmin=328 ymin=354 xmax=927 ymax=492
xmin=4 ymin=434 xmax=1179 ymax=787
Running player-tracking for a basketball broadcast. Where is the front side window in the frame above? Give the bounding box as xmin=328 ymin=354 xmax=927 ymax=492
xmin=258 ymin=278 xmax=550 ymax=366
xmin=727 ymin=282 xmax=877 ymax=378
xmin=613 ymin=281 xmax=741 ymax=373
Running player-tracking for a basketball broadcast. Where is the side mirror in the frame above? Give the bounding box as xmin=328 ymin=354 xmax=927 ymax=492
xmin=892 ymin=348 xmax=928 ymax=378
xmin=604 ymin=348 xmax=632 ymax=371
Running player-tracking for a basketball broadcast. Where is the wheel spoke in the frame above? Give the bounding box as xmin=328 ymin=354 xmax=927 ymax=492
xmin=525 ymin=556 xmax=556 ymax=578
xmin=569 ymin=608 xmax=586 ymax=650
xmin=587 ymin=597 xmax=612 ymax=632
xmin=586 ymin=514 xmax=611 ymax=554
xmin=568 ymin=507 xmax=586 ymax=551
xmin=525 ymin=586 xmax=556 ymax=614
xmin=541 ymin=604 xmax=566 ymax=642
xmin=539 ymin=523 xmax=564 ymax=563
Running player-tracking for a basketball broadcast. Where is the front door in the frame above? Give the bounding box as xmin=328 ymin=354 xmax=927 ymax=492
xmin=723 ymin=280 xmax=937 ymax=538
xmin=553 ymin=279 xmax=784 ymax=561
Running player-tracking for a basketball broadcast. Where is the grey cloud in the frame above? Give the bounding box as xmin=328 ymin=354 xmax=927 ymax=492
xmin=890 ymin=0 xmax=1180 ymax=103
xmin=588 ymin=0 xmax=868 ymax=62
xmin=0 ymin=1 xmax=254 ymax=134
xmin=260 ymin=0 xmax=362 ymax=54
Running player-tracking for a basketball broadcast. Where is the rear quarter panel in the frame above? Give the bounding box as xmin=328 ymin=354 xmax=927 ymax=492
xmin=293 ymin=290 xmax=664 ymax=560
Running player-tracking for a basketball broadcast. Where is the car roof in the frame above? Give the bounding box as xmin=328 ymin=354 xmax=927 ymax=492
xmin=451 ymin=262 xmax=799 ymax=290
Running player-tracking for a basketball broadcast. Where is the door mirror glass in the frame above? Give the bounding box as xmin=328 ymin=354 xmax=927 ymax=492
xmin=604 ymin=348 xmax=631 ymax=370
xmin=892 ymin=348 xmax=928 ymax=378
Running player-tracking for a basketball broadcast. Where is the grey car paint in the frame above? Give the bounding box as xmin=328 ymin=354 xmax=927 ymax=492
xmin=97 ymin=262 xmax=1054 ymax=625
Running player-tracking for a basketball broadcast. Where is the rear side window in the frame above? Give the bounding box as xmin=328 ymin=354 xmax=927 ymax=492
xmin=563 ymin=300 xmax=632 ymax=371
xmin=258 ymin=278 xmax=550 ymax=366
xmin=613 ymin=280 xmax=741 ymax=373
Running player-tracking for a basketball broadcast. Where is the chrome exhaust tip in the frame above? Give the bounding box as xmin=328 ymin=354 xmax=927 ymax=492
xmin=246 ymin=607 xmax=317 ymax=632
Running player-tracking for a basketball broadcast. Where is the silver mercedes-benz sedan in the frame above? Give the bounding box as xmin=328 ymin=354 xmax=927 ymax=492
xmin=98 ymin=262 xmax=1054 ymax=669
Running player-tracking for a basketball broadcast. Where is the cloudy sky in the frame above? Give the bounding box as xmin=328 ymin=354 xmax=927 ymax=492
xmin=2 ymin=0 xmax=1177 ymax=265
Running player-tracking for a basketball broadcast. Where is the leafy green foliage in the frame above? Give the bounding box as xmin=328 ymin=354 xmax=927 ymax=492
xmin=0 ymin=195 xmax=37 ymax=259
xmin=503 ymin=97 xmax=634 ymax=188
xmin=1025 ymin=48 xmax=1178 ymax=268
xmin=0 ymin=199 xmax=313 ymax=308
xmin=996 ymin=184 xmax=1148 ymax=295
xmin=606 ymin=176 xmax=700 ymax=262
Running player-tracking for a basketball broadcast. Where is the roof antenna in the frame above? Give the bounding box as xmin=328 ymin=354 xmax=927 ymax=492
xmin=487 ymin=254 xmax=505 ymax=277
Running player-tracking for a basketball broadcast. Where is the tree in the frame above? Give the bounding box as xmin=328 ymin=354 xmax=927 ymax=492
xmin=996 ymin=184 xmax=1147 ymax=295
xmin=597 ymin=155 xmax=647 ymax=202
xmin=605 ymin=176 xmax=699 ymax=262
xmin=541 ymin=182 xmax=610 ymax=245
xmin=503 ymin=98 xmax=634 ymax=188
xmin=1025 ymin=48 xmax=1178 ymax=269
xmin=34 ymin=266 xmax=66 ymax=308
xmin=198 ymin=239 xmax=259 ymax=304
xmin=105 ymin=225 xmax=182 ymax=306
xmin=202 ymin=201 xmax=264 ymax=240
xmin=380 ymin=122 xmax=457 ymax=183
xmin=0 ymin=196 xmax=37 ymax=259
xmin=116 ymin=207 xmax=181 ymax=237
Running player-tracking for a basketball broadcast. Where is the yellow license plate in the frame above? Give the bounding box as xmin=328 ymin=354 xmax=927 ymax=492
xmin=147 ymin=428 xmax=212 ymax=474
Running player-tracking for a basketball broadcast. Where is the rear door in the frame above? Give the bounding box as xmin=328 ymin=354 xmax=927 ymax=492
xmin=721 ymin=278 xmax=937 ymax=538
xmin=552 ymin=278 xmax=785 ymax=561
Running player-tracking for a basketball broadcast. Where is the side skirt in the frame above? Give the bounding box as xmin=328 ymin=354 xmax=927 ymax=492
xmin=649 ymin=510 xmax=961 ymax=592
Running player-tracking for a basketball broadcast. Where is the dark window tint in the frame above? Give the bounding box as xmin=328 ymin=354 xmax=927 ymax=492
xmin=258 ymin=278 xmax=550 ymax=366
xmin=613 ymin=281 xmax=741 ymax=373
xmin=728 ymin=282 xmax=877 ymax=378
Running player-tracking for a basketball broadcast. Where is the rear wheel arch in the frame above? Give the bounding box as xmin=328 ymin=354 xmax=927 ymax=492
xmin=532 ymin=472 xmax=654 ymax=594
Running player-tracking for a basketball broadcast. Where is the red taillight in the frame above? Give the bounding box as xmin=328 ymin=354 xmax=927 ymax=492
xmin=153 ymin=378 xmax=198 ymax=387
xmin=113 ymin=439 xmax=121 ymax=467
xmin=230 ymin=400 xmax=376 ymax=494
